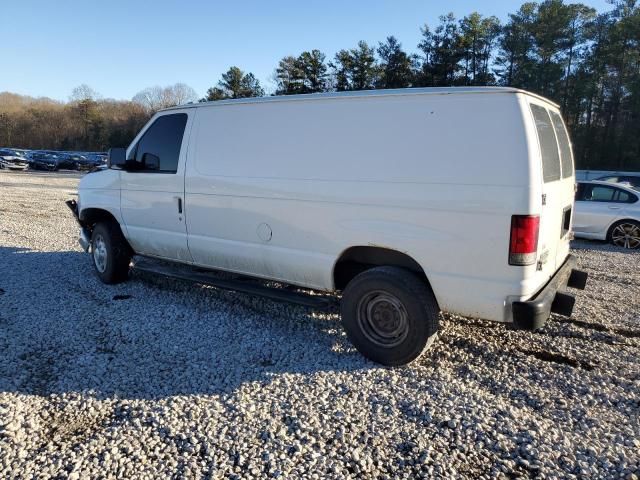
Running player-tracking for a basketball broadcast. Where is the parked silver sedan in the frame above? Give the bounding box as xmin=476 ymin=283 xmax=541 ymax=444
xmin=573 ymin=181 xmax=640 ymax=249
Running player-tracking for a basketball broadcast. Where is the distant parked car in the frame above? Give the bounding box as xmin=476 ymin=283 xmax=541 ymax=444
xmin=595 ymin=173 xmax=640 ymax=189
xmin=573 ymin=181 xmax=640 ymax=249
xmin=57 ymin=153 xmax=88 ymax=170
xmin=0 ymin=148 xmax=29 ymax=170
xmin=27 ymin=151 xmax=59 ymax=171
xmin=84 ymin=152 xmax=108 ymax=166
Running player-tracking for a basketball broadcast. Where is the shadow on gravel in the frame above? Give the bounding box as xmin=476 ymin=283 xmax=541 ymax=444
xmin=518 ymin=349 xmax=594 ymax=371
xmin=556 ymin=318 xmax=640 ymax=339
xmin=0 ymin=246 xmax=370 ymax=400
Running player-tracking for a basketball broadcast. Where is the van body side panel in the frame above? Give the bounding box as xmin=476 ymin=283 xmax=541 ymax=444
xmin=185 ymin=93 xmax=535 ymax=321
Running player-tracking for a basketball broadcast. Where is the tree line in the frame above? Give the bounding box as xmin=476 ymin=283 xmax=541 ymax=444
xmin=1 ymin=0 xmax=638 ymax=170
xmin=0 ymin=84 xmax=199 ymax=152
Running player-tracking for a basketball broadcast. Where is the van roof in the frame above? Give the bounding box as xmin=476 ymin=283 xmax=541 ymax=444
xmin=161 ymin=86 xmax=559 ymax=111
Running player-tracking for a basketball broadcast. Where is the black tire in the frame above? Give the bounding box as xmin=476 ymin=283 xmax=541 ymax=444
xmin=90 ymin=221 xmax=132 ymax=284
xmin=607 ymin=219 xmax=640 ymax=249
xmin=340 ymin=266 xmax=440 ymax=366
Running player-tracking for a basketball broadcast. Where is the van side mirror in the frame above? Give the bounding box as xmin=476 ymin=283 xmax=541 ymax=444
xmin=107 ymin=148 xmax=127 ymax=169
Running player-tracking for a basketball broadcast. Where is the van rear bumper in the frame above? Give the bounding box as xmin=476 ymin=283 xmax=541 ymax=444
xmin=511 ymin=254 xmax=588 ymax=330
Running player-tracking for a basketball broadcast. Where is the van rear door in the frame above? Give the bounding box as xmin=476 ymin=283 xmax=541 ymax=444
xmin=548 ymin=110 xmax=575 ymax=267
xmin=529 ymin=102 xmax=574 ymax=278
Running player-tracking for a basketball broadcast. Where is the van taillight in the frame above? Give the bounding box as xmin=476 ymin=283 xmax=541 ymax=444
xmin=509 ymin=215 xmax=539 ymax=266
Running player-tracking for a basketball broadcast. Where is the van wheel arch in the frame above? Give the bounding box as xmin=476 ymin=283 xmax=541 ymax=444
xmin=333 ymin=246 xmax=435 ymax=293
xmin=80 ymin=208 xmax=120 ymax=229
xmin=79 ymin=208 xmax=133 ymax=250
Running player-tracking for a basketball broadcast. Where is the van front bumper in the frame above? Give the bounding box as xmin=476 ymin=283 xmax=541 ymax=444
xmin=511 ymin=254 xmax=588 ymax=330
xmin=65 ymin=199 xmax=91 ymax=252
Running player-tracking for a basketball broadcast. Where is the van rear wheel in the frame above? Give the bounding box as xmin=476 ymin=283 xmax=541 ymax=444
xmin=340 ymin=266 xmax=439 ymax=366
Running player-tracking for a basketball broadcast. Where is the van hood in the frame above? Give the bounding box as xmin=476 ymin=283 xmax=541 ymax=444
xmin=78 ymin=168 xmax=120 ymax=190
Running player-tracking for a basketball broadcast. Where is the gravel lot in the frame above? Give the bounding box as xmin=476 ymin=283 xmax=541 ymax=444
xmin=0 ymin=170 xmax=638 ymax=480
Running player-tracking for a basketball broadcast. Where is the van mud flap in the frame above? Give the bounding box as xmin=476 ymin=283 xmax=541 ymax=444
xmin=512 ymin=254 xmax=587 ymax=331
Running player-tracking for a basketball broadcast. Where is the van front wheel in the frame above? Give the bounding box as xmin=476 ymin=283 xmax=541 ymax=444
xmin=340 ymin=266 xmax=439 ymax=366
xmin=91 ymin=221 xmax=132 ymax=284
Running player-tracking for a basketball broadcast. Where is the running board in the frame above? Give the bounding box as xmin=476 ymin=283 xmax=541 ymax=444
xmin=131 ymin=257 xmax=336 ymax=309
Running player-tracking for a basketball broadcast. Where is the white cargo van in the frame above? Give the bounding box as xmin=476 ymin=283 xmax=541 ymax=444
xmin=68 ymin=87 xmax=587 ymax=365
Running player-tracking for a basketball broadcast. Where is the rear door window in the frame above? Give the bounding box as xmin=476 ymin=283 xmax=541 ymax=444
xmin=590 ymin=185 xmax=616 ymax=201
xmin=615 ymin=189 xmax=638 ymax=203
xmin=578 ymin=184 xmax=630 ymax=202
xmin=530 ymin=104 xmax=561 ymax=183
xmin=549 ymin=111 xmax=573 ymax=179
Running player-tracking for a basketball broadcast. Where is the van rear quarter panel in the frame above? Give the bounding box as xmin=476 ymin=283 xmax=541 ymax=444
xmin=185 ymin=92 xmax=535 ymax=321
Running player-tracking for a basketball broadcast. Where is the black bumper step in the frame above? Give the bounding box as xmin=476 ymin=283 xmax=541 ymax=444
xmin=512 ymin=254 xmax=588 ymax=331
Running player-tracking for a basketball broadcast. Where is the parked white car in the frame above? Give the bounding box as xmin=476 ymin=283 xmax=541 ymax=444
xmin=573 ymin=180 xmax=640 ymax=249
xmin=67 ymin=87 xmax=587 ymax=365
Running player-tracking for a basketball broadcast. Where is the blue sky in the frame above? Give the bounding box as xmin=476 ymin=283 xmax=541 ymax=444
xmin=1 ymin=0 xmax=613 ymax=102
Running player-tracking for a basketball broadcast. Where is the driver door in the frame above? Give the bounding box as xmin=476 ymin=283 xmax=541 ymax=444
xmin=120 ymin=110 xmax=193 ymax=262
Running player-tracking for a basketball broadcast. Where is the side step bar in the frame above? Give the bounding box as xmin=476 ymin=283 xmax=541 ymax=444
xmin=131 ymin=257 xmax=336 ymax=309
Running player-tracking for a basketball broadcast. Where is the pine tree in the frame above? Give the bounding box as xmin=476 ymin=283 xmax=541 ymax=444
xmin=417 ymin=13 xmax=465 ymax=86
xmin=459 ymin=13 xmax=501 ymax=85
xmin=330 ymin=41 xmax=379 ymax=91
xmin=377 ymin=36 xmax=416 ymax=88
xmin=275 ymin=50 xmax=328 ymax=95
xmin=202 ymin=67 xmax=264 ymax=101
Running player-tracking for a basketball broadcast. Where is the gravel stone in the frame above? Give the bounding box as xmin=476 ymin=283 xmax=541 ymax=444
xmin=0 ymin=170 xmax=639 ymax=479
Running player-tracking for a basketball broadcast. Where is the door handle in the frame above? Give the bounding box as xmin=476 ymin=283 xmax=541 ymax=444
xmin=608 ymin=205 xmax=621 ymax=210
xmin=174 ymin=196 xmax=183 ymax=214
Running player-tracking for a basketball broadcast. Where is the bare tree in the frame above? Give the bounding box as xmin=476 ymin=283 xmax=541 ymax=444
xmin=132 ymin=83 xmax=198 ymax=113
xmin=69 ymin=84 xmax=100 ymax=103
xmin=132 ymin=86 xmax=165 ymax=113
xmin=169 ymin=83 xmax=198 ymax=105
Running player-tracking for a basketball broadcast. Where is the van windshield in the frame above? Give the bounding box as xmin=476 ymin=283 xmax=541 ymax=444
xmin=530 ymin=104 xmax=561 ymax=183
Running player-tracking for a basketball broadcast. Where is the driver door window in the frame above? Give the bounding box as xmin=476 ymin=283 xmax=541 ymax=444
xmin=130 ymin=113 xmax=188 ymax=173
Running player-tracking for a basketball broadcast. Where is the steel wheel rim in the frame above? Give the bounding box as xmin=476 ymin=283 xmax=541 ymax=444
xmin=356 ymin=290 xmax=409 ymax=348
xmin=93 ymin=234 xmax=108 ymax=272
xmin=611 ymin=223 xmax=640 ymax=249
